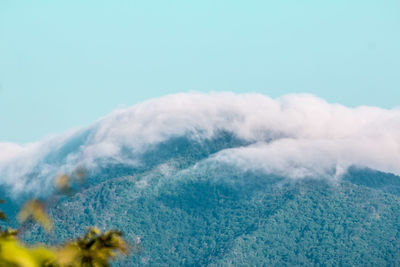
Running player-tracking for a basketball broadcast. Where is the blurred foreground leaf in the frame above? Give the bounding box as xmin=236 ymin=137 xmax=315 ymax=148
xmin=0 ymin=232 xmax=56 ymax=267
xmin=55 ymin=174 xmax=74 ymax=195
xmin=58 ymin=227 xmax=128 ymax=266
xmin=18 ymin=200 xmax=53 ymax=232
xmin=0 ymin=200 xmax=6 ymax=221
xmin=0 ymin=211 xmax=6 ymax=221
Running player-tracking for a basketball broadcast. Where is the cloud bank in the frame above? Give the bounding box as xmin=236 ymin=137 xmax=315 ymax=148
xmin=1 ymin=92 xmax=400 ymax=195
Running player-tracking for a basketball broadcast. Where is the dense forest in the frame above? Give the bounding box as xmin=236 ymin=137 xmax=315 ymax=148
xmin=2 ymin=134 xmax=400 ymax=266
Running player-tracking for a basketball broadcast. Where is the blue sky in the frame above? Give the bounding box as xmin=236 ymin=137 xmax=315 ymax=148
xmin=1 ymin=0 xmax=399 ymax=142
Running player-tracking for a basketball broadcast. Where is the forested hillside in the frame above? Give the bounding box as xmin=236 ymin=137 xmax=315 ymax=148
xmin=17 ymin=137 xmax=400 ymax=266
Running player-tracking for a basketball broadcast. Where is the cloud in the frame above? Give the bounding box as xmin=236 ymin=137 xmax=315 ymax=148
xmin=1 ymin=92 xmax=400 ymax=196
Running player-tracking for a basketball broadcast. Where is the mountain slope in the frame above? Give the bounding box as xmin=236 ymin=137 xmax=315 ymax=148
xmin=21 ymin=147 xmax=400 ymax=266
xmin=1 ymin=93 xmax=400 ymax=266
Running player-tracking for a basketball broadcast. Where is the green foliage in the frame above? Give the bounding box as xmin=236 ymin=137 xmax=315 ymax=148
xmin=57 ymin=227 xmax=128 ymax=267
xmin=0 ymin=234 xmax=56 ymax=267
xmin=0 ymin=173 xmax=128 ymax=267
xmin=0 ymin=226 xmax=127 ymax=267
xmin=18 ymin=200 xmax=54 ymax=232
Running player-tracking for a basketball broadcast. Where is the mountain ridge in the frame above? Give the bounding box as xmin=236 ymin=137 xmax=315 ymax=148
xmin=1 ymin=93 xmax=400 ymax=265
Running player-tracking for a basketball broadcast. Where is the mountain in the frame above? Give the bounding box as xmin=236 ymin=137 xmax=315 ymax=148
xmin=1 ymin=93 xmax=400 ymax=266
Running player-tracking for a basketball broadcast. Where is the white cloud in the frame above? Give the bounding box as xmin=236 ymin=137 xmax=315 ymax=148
xmin=1 ymin=92 xmax=400 ymax=195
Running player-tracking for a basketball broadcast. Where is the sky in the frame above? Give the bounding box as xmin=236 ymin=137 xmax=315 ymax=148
xmin=0 ymin=0 xmax=399 ymax=142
